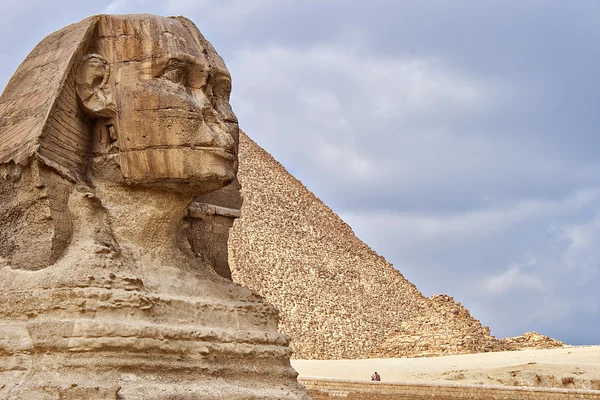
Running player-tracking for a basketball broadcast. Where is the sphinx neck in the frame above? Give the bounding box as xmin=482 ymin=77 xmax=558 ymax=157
xmin=92 ymin=181 xmax=194 ymax=261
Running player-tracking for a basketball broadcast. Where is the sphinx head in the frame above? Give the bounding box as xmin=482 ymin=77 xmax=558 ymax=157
xmin=0 ymin=15 xmax=240 ymax=269
xmin=78 ymin=15 xmax=239 ymax=194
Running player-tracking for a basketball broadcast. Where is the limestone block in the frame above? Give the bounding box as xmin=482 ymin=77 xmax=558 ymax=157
xmin=228 ymin=132 xmax=563 ymax=360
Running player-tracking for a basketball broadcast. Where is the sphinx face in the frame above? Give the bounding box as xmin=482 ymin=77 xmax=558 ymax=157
xmin=95 ymin=16 xmax=239 ymax=194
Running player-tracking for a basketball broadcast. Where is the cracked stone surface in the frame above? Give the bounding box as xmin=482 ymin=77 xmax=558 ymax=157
xmin=0 ymin=14 xmax=308 ymax=399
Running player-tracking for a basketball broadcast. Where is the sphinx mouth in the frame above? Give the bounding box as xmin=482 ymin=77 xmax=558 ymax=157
xmin=198 ymin=147 xmax=236 ymax=160
xmin=120 ymin=146 xmax=235 ymax=160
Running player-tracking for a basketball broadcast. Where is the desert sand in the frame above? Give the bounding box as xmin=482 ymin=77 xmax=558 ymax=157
xmin=292 ymin=346 xmax=600 ymax=390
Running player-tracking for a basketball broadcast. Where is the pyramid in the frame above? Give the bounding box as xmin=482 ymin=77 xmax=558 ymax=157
xmin=228 ymin=132 xmax=538 ymax=360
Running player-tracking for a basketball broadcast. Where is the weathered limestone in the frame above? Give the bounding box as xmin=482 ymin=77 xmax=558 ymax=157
xmin=376 ymin=298 xmax=565 ymax=358
xmin=226 ymin=133 xmax=563 ymax=360
xmin=0 ymin=14 xmax=308 ymax=399
xmin=499 ymin=331 xmax=564 ymax=351
xmin=371 ymin=294 xmax=505 ymax=358
xmin=228 ymin=132 xmax=429 ymax=359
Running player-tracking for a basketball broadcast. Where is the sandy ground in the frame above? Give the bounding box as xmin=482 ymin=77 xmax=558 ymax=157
xmin=292 ymin=346 xmax=600 ymax=389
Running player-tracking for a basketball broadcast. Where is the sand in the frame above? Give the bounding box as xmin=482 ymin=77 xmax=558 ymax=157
xmin=292 ymin=346 xmax=600 ymax=389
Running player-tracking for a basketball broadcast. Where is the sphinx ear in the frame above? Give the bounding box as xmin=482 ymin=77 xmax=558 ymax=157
xmin=75 ymin=54 xmax=116 ymax=118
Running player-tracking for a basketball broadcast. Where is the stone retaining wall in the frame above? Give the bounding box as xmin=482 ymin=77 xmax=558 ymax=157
xmin=299 ymin=377 xmax=600 ymax=399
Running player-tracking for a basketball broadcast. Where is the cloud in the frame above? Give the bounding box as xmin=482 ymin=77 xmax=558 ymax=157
xmin=477 ymin=212 xmax=600 ymax=339
xmin=484 ymin=265 xmax=545 ymax=295
xmin=230 ymin=44 xmax=496 ymax=122
xmin=0 ymin=1 xmax=110 ymax=92
xmin=104 ymin=0 xmax=148 ymax=13
xmin=342 ymin=188 xmax=600 ymax=242
xmin=162 ymin=0 xmax=278 ymax=21
xmin=227 ymin=43 xmax=529 ymax=212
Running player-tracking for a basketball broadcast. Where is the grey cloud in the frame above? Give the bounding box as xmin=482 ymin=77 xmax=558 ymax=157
xmin=228 ymin=42 xmax=600 ymax=217
xmin=0 ymin=1 xmax=110 ymax=91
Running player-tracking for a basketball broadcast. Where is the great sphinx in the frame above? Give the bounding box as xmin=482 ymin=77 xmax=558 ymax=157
xmin=0 ymin=14 xmax=308 ymax=399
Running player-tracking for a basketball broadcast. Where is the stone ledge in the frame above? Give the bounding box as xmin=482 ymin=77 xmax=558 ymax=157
xmin=189 ymin=202 xmax=241 ymax=218
xmin=299 ymin=377 xmax=600 ymax=399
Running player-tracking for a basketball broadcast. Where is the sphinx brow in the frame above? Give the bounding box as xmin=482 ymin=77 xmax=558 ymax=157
xmin=152 ymin=55 xmax=232 ymax=88
xmin=161 ymin=54 xmax=205 ymax=69
xmin=210 ymin=68 xmax=232 ymax=82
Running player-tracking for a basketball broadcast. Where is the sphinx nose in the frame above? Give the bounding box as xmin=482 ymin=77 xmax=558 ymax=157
xmin=214 ymin=99 xmax=238 ymax=125
xmin=189 ymin=88 xmax=235 ymax=151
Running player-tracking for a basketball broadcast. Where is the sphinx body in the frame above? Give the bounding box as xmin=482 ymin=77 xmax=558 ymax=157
xmin=0 ymin=15 xmax=308 ymax=399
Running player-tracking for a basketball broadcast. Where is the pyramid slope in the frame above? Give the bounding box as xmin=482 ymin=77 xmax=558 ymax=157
xmin=229 ymin=132 xmax=561 ymax=359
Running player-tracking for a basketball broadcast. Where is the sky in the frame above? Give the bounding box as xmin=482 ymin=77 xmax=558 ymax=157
xmin=1 ymin=0 xmax=599 ymax=345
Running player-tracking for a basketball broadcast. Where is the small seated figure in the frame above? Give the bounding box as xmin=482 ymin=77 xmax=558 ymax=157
xmin=0 ymin=14 xmax=308 ymax=399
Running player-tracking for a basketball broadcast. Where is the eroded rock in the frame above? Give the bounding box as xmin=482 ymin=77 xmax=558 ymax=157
xmin=0 ymin=14 xmax=308 ymax=399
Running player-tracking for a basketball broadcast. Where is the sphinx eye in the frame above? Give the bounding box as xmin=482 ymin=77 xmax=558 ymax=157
xmin=160 ymin=59 xmax=188 ymax=86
